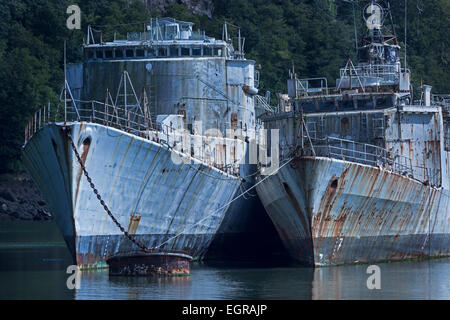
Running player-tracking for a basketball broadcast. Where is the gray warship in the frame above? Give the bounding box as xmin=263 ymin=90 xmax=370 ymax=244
xmin=22 ymin=18 xmax=279 ymax=269
xmin=256 ymin=1 xmax=449 ymax=266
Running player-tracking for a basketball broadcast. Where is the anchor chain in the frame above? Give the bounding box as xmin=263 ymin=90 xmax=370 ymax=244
xmin=63 ymin=127 xmax=152 ymax=253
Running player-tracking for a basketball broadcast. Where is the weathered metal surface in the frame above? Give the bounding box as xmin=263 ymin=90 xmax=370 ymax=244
xmin=107 ymin=252 xmax=192 ymax=276
xmin=257 ymin=93 xmax=450 ymax=266
xmin=22 ymin=16 xmax=284 ymax=268
xmin=264 ymin=106 xmax=445 ymax=187
xmin=69 ymin=18 xmax=258 ymax=139
xmin=22 ymin=122 xmax=240 ymax=269
xmin=75 ymin=58 xmax=256 ymax=135
xmin=256 ymin=2 xmax=450 ymax=266
xmin=257 ymin=156 xmax=449 ymax=266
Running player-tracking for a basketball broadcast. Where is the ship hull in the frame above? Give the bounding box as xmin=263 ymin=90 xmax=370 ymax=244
xmin=256 ymin=156 xmax=450 ymax=266
xmin=22 ymin=122 xmax=240 ymax=269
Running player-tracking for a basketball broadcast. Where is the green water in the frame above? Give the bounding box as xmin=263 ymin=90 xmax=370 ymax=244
xmin=0 ymin=222 xmax=449 ymax=300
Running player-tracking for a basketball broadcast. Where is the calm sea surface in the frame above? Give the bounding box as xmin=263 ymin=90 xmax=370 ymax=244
xmin=0 ymin=221 xmax=448 ymax=300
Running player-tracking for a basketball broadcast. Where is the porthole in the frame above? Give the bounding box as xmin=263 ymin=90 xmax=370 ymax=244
xmin=115 ymin=49 xmax=123 ymax=58
xmin=125 ymin=49 xmax=134 ymax=57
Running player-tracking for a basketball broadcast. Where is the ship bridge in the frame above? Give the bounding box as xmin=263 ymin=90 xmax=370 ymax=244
xmin=262 ymin=1 xmax=450 ymax=190
xmin=67 ymin=17 xmax=258 ymax=139
xmin=83 ymin=18 xmax=237 ymax=61
xmin=284 ymin=1 xmax=411 ymax=114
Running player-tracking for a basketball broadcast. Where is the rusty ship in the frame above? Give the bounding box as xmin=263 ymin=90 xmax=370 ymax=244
xmin=256 ymin=1 xmax=449 ymax=266
xmin=22 ymin=18 xmax=279 ymax=269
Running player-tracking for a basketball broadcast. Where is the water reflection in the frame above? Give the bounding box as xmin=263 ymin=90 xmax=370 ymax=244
xmin=71 ymin=262 xmax=315 ymax=300
xmin=76 ymin=271 xmax=192 ymax=300
xmin=70 ymin=258 xmax=450 ymax=300
xmin=311 ymin=259 xmax=450 ymax=300
xmin=1 ymin=246 xmax=449 ymax=300
xmin=0 ymin=246 xmax=75 ymax=300
xmin=0 ymin=222 xmax=449 ymax=300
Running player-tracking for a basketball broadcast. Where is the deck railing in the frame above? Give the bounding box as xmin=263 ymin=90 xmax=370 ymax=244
xmin=254 ymin=95 xmax=276 ymax=113
xmin=300 ymin=135 xmax=415 ymax=178
xmin=339 ymin=64 xmax=401 ymax=78
xmin=24 ymin=100 xmax=242 ymax=176
xmin=24 ymin=100 xmax=156 ymax=141
xmin=295 ymin=77 xmax=329 ymax=96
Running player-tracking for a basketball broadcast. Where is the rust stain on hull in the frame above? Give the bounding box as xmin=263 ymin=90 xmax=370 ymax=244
xmin=23 ymin=123 xmax=242 ymax=270
xmin=74 ymin=134 xmax=91 ymax=206
xmin=256 ymin=157 xmax=450 ymax=266
xmin=107 ymin=252 xmax=192 ymax=276
xmin=127 ymin=213 xmax=141 ymax=235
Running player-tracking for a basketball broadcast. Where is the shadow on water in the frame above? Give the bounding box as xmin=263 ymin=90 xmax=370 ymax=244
xmin=0 ymin=222 xmax=449 ymax=299
xmin=202 ymin=254 xmax=300 ymax=269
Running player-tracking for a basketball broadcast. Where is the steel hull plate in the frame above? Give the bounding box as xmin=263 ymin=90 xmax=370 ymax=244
xmin=256 ymin=157 xmax=450 ymax=266
xmin=22 ymin=122 xmax=241 ymax=269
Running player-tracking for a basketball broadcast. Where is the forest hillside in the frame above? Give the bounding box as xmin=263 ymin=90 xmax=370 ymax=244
xmin=0 ymin=0 xmax=448 ymax=173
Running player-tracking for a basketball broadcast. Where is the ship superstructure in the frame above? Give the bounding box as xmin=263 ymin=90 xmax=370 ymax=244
xmin=256 ymin=1 xmax=449 ymax=266
xmin=75 ymin=18 xmax=260 ymax=135
xmin=22 ymin=17 xmax=279 ymax=269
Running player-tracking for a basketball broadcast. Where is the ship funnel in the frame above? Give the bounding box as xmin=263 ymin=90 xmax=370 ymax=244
xmin=424 ymin=85 xmax=432 ymax=106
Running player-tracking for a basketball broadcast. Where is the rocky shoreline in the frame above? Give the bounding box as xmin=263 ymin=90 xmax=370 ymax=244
xmin=0 ymin=173 xmax=52 ymax=222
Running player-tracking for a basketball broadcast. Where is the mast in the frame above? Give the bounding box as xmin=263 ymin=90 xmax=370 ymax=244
xmin=404 ymin=0 xmax=407 ymax=70
xmin=352 ymin=1 xmax=358 ymax=56
xmin=64 ymin=41 xmax=67 ymax=123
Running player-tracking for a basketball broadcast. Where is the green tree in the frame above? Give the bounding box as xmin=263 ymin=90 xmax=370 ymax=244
xmin=0 ymin=0 xmax=448 ymax=173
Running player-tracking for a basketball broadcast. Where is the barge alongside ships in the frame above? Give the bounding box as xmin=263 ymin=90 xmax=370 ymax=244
xmin=22 ymin=18 xmax=279 ymax=269
xmin=256 ymin=1 xmax=449 ymax=266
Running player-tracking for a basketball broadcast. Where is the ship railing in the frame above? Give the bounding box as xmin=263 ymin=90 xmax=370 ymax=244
xmin=339 ymin=64 xmax=400 ymax=78
xmin=295 ymin=78 xmax=329 ymax=96
xmin=254 ymin=95 xmax=276 ymax=113
xmin=24 ymin=100 xmax=242 ymax=176
xmin=127 ymin=31 xmax=152 ymax=42
xmin=302 ymin=136 xmax=414 ymax=177
xmin=126 ymin=30 xmax=210 ymax=42
xmin=24 ymin=100 xmax=157 ymax=143
xmin=338 ymin=64 xmax=405 ymax=88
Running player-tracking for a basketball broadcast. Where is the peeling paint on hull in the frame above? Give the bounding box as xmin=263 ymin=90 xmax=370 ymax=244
xmin=256 ymin=157 xmax=450 ymax=266
xmin=22 ymin=122 xmax=241 ymax=269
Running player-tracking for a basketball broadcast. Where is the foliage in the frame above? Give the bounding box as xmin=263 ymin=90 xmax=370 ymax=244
xmin=0 ymin=0 xmax=448 ymax=173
